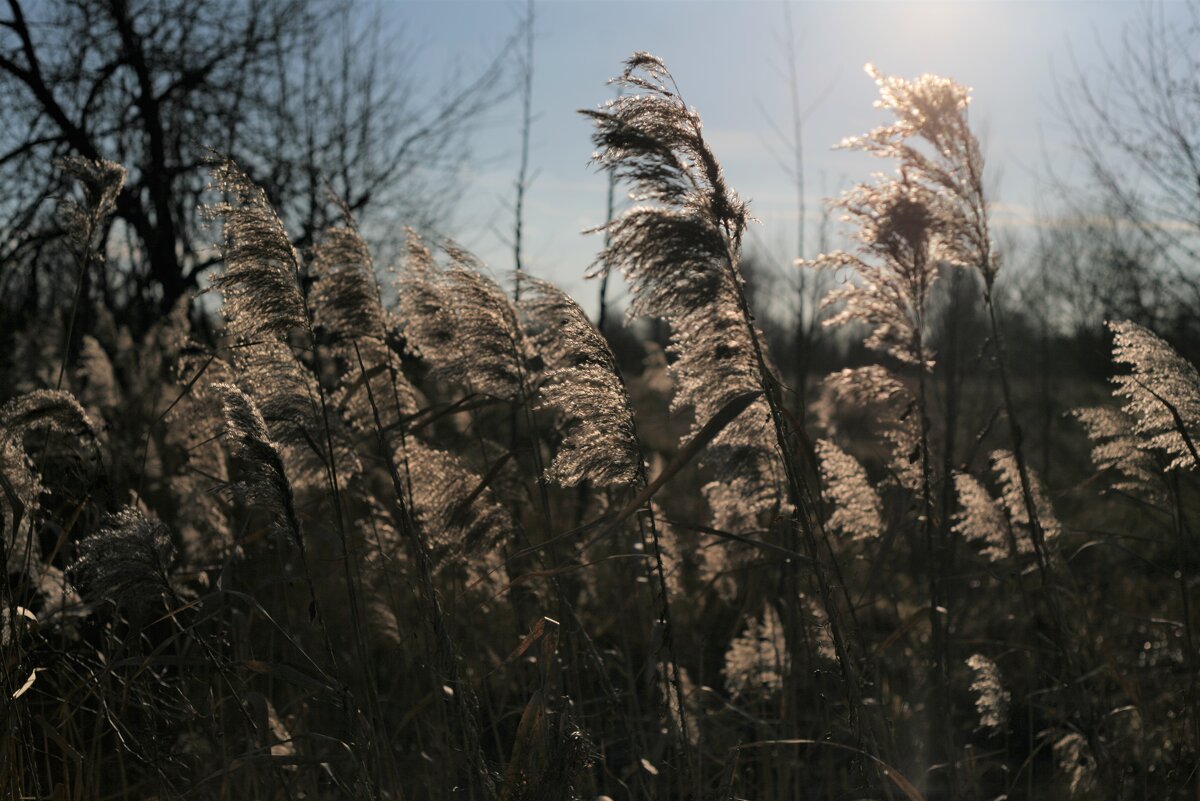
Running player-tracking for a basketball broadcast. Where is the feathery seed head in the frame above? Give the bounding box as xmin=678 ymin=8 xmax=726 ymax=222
xmin=523 ymin=277 xmax=641 ymax=488
xmin=837 ymin=66 xmax=997 ymax=285
xmin=861 ymin=65 xmax=972 ymax=149
xmin=991 ymin=449 xmax=1061 ymax=544
xmin=405 ymin=440 xmax=514 ymax=558
xmin=311 ymin=224 xmax=385 ymax=341
xmin=57 ymin=156 xmax=127 ymax=218
xmin=398 ymin=233 xmax=528 ymax=399
xmin=0 ymin=436 xmax=41 ymax=552
xmin=724 ymin=604 xmax=787 ymax=699
xmin=212 ymin=382 xmax=302 ymax=546
xmin=1073 ymin=405 xmax=1161 ymax=497
xmin=1053 ymin=731 xmax=1096 ymax=797
xmin=57 ymin=156 xmax=127 ymax=250
xmin=205 ymin=159 xmax=307 ymax=339
xmin=817 ymin=176 xmax=949 ymax=369
xmin=585 ymin=54 xmax=781 ymax=530
xmin=333 ymin=336 xmax=420 ymax=453
xmin=1108 ymin=320 xmax=1200 ymax=471
xmin=965 ymin=654 xmax=1010 ymax=731
xmin=2 ymin=389 xmax=98 ymax=442
xmin=952 ymin=472 xmax=1011 ymax=562
xmin=823 ymin=367 xmax=921 ymax=492
xmin=70 ymin=507 xmax=175 ymax=615
xmin=234 ymin=340 xmax=361 ymax=490
xmin=817 ymin=439 xmax=885 ymax=541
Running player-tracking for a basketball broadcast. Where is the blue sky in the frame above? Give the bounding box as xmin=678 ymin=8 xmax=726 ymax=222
xmin=387 ymin=0 xmax=1182 ymax=310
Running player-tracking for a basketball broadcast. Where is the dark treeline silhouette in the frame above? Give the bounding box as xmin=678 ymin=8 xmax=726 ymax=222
xmin=0 ymin=0 xmax=510 ymax=333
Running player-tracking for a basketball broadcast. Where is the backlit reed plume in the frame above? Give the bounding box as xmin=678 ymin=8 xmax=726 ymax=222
xmin=398 ymin=232 xmax=528 ymax=400
xmin=1053 ymin=731 xmax=1097 ymax=797
xmin=583 ymin=52 xmax=782 ymax=531
xmin=813 ymin=175 xmax=954 ymax=370
xmin=822 ymin=366 xmax=920 ymax=492
xmin=77 ymin=335 xmax=120 ymax=413
xmin=843 ymin=66 xmax=1069 ymax=599
xmin=234 ymin=339 xmax=360 ymax=491
xmin=521 ymin=276 xmax=640 ymax=488
xmin=840 ymin=65 xmax=989 ymax=282
xmin=1 ymin=389 xmax=98 ymax=442
xmin=991 ymin=449 xmax=1061 ymax=542
xmin=69 ymin=507 xmax=175 ymax=615
xmin=2 ymin=391 xmax=98 ymax=585
xmin=0 ymin=436 xmax=41 ymax=555
xmin=311 ymin=221 xmax=386 ymax=342
xmin=802 ymin=594 xmax=837 ymax=664
xmin=334 ymin=335 xmax=420 ymax=453
xmin=816 ymin=439 xmax=884 ymax=541
xmin=56 ymin=156 xmax=127 ymax=255
xmin=204 ymin=159 xmax=307 ymax=339
xmin=312 ymin=222 xmax=420 ymax=448
xmin=952 ymin=472 xmax=1011 ymax=562
xmin=204 ymin=161 xmax=362 ymax=530
xmin=1108 ymin=320 xmax=1200 ymax=470
xmin=965 ymin=654 xmax=1009 ymax=731
xmin=405 ymin=440 xmax=513 ymax=560
xmin=212 ymin=382 xmax=301 ymax=547
xmin=723 ymin=603 xmax=787 ymax=699
xmin=1073 ymin=406 xmax=1161 ymax=498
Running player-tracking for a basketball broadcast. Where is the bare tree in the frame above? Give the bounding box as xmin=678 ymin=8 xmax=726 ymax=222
xmin=755 ymin=1 xmax=836 ymax=417
xmin=1057 ymin=0 xmax=1200 ymax=339
xmin=510 ymin=0 xmax=534 ymax=301
xmin=0 ymin=0 xmax=510 ymax=331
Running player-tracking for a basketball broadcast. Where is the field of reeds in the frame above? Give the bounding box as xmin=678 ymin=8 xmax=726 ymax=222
xmin=2 ymin=52 xmax=1198 ymax=801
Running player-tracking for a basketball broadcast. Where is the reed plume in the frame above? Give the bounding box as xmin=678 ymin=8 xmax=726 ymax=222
xmin=1073 ymin=405 xmax=1161 ymax=498
xmin=212 ymin=382 xmax=302 ymax=547
xmin=839 ymin=65 xmax=989 ymax=281
xmin=822 ymin=366 xmax=921 ymax=492
xmin=405 ymin=440 xmax=514 ymax=558
xmin=965 ymin=654 xmax=1009 ymax=731
xmin=204 ymin=159 xmax=307 ymax=339
xmin=0 ymin=436 xmax=41 ymax=555
xmin=1053 ymin=731 xmax=1097 ymax=797
xmin=398 ymin=233 xmax=529 ymax=400
xmin=991 ymin=449 xmax=1061 ymax=542
xmin=234 ymin=339 xmax=361 ymax=492
xmin=56 ymin=156 xmax=126 ymax=249
xmin=814 ymin=175 xmax=953 ymax=370
xmin=69 ymin=507 xmax=175 ymax=615
xmin=816 ymin=439 xmax=884 ymax=541
xmin=951 ymin=472 xmax=1011 ymax=562
xmin=521 ymin=276 xmax=640 ymax=488
xmin=724 ymin=604 xmax=787 ymax=699
xmin=311 ymin=221 xmax=386 ymax=342
xmin=1107 ymin=320 xmax=1200 ymax=470
xmin=1 ymin=389 xmax=98 ymax=442
xmin=583 ymin=52 xmax=783 ymax=531
xmin=335 ymin=335 xmax=420 ymax=454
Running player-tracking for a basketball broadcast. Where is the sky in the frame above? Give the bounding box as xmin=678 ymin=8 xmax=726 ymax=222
xmin=384 ymin=0 xmax=1186 ymax=312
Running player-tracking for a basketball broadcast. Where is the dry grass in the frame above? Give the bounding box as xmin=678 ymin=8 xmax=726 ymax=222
xmin=1 ymin=54 xmax=1196 ymax=801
